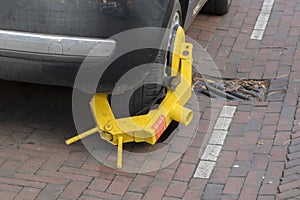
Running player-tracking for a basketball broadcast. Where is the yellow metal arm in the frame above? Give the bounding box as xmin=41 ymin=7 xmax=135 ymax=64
xmin=65 ymin=127 xmax=98 ymax=145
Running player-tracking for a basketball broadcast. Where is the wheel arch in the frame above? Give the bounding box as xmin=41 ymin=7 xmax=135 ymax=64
xmin=179 ymin=0 xmax=189 ymax=24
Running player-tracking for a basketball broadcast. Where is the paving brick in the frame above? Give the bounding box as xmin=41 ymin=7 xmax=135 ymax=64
xmin=63 ymin=150 xmax=89 ymax=168
xmin=165 ymin=181 xmax=188 ymax=198
xmin=128 ymin=175 xmax=153 ymax=193
xmin=280 ymin=174 xmax=300 ymax=185
xmin=287 ymin=151 xmax=300 ymax=160
xmin=106 ymin=176 xmax=133 ymax=196
xmin=228 ymin=123 xmax=246 ymax=136
xmin=78 ymin=196 xmax=103 ymax=200
xmin=15 ymin=187 xmax=41 ymax=200
xmin=217 ymin=151 xmax=236 ymax=167
xmin=152 ymin=168 xmax=175 ymax=186
xmin=3 ymin=146 xmax=50 ymax=160
xmin=0 ymin=177 xmax=46 ymax=189
xmin=18 ymin=157 xmax=45 ymax=174
xmin=257 ymin=196 xmax=275 ymax=200
xmin=230 ymin=161 xmax=251 ymax=177
xmin=244 ymin=170 xmax=265 ymax=187
xmin=59 ymin=181 xmax=88 ymax=200
xmin=0 ymin=134 xmax=9 ymax=145
xmin=164 ymin=155 xmax=181 ymax=171
xmin=283 ymin=165 xmax=300 ymax=176
xmin=259 ymin=180 xmax=280 ymax=196
xmin=269 ymin=146 xmax=286 ymax=162
xmin=13 ymin=173 xmax=69 ymax=185
xmin=274 ymin=132 xmax=291 ymax=145
xmin=222 ymin=37 xmax=236 ymax=47
xmin=292 ymin=131 xmax=300 ymax=139
xmin=246 ymin=118 xmax=263 ymax=131
xmin=162 ymin=196 xmax=182 ymax=200
xmin=59 ymin=166 xmax=100 ymax=178
xmin=36 ymin=169 xmax=92 ymax=183
xmin=36 ymin=183 xmax=65 ymax=200
xmin=41 ymin=154 xmax=68 ymax=172
xmin=220 ymin=194 xmax=239 ymax=200
xmin=239 ymin=186 xmax=259 ymax=200
xmin=263 ymin=113 xmax=279 ymax=125
xmin=285 ymin=158 xmax=300 ymax=169
xmin=188 ymin=178 xmax=207 ymax=191
xmin=0 ymin=159 xmax=23 ymax=178
xmin=82 ymin=189 xmax=122 ymax=200
xmin=182 ymin=189 xmax=202 ymax=200
xmin=277 ymin=188 xmax=300 ymax=200
xmin=174 ymin=163 xmax=196 ymax=182
xmin=123 ymin=192 xmax=143 ymax=200
xmin=236 ymin=148 xmax=254 ymax=161
xmin=255 ymin=140 xmax=273 ymax=154
xmin=88 ymin=177 xmax=111 ymax=192
xmin=243 ymin=131 xmax=260 ymax=145
xmin=0 ymin=191 xmax=17 ymax=200
xmin=223 ymin=177 xmax=244 ymax=195
xmin=0 ymin=122 xmax=33 ymax=134
xmin=222 ymin=136 xmax=242 ymax=151
xmin=182 ymin=147 xmax=200 ymax=164
xmin=143 ymin=185 xmax=167 ymax=200
xmin=0 ymin=183 xmax=22 ymax=193
xmin=210 ymin=167 xmax=230 ymax=184
xmin=279 ymin=176 xmax=300 ymax=193
xmin=288 ymin=143 xmax=300 ymax=153
xmin=251 ymin=154 xmax=269 ymax=170
xmin=232 ymin=111 xmax=250 ymax=123
xmin=202 ymin=183 xmax=223 ymax=200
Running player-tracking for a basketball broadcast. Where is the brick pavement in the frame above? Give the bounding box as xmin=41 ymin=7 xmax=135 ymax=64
xmin=1 ymin=0 xmax=300 ymax=199
xmin=0 ymin=80 xmax=214 ymax=200
xmin=187 ymin=0 xmax=300 ymax=199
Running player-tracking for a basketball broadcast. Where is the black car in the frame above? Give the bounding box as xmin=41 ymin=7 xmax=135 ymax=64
xmin=0 ymin=0 xmax=231 ymax=116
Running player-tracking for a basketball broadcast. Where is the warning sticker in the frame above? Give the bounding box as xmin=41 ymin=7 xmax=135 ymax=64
xmin=152 ymin=115 xmax=167 ymax=140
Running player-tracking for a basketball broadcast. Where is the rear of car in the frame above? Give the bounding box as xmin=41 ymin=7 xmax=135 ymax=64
xmin=0 ymin=0 xmax=175 ymax=87
xmin=0 ymin=0 xmax=231 ymax=117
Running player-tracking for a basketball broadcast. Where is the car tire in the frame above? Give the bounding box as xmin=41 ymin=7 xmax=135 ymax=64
xmin=112 ymin=0 xmax=183 ymax=118
xmin=202 ymin=0 xmax=231 ymax=15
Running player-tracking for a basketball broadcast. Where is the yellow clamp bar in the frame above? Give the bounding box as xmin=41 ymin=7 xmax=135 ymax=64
xmin=117 ymin=136 xmax=123 ymax=169
xmin=65 ymin=127 xmax=98 ymax=145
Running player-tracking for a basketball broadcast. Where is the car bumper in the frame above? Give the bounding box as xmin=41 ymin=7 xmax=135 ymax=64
xmin=0 ymin=29 xmax=116 ymax=62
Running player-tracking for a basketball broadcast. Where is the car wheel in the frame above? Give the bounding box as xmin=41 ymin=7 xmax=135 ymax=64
xmin=112 ymin=0 xmax=183 ymax=118
xmin=202 ymin=0 xmax=231 ymax=15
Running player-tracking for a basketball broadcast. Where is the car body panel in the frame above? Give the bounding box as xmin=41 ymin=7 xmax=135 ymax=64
xmin=0 ymin=0 xmax=207 ymax=87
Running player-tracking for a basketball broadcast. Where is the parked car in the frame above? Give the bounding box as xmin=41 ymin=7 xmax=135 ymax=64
xmin=0 ymin=0 xmax=231 ymax=116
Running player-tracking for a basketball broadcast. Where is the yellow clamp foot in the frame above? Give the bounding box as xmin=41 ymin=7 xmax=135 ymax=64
xmin=117 ymin=136 xmax=123 ymax=169
xmin=65 ymin=127 xmax=98 ymax=145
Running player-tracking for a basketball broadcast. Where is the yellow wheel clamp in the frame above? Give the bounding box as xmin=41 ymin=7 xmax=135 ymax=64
xmin=66 ymin=26 xmax=194 ymax=169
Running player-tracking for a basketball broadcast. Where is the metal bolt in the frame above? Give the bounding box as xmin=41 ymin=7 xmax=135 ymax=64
xmin=183 ymin=51 xmax=189 ymax=56
xmin=105 ymin=123 xmax=113 ymax=131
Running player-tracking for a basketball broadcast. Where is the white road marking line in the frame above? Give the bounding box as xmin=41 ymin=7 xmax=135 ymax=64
xmin=193 ymin=161 xmax=215 ymax=179
xmin=219 ymin=106 xmax=237 ymax=118
xmin=201 ymin=145 xmax=222 ymax=161
xmin=209 ymin=130 xmax=228 ymax=145
xmin=194 ymin=106 xmax=237 ymax=179
xmin=214 ymin=117 xmax=232 ymax=131
xmin=250 ymin=0 xmax=275 ymax=40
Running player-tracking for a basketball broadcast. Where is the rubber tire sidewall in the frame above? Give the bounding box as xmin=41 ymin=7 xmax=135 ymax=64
xmin=202 ymin=0 xmax=231 ymax=15
xmin=120 ymin=0 xmax=183 ymax=118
